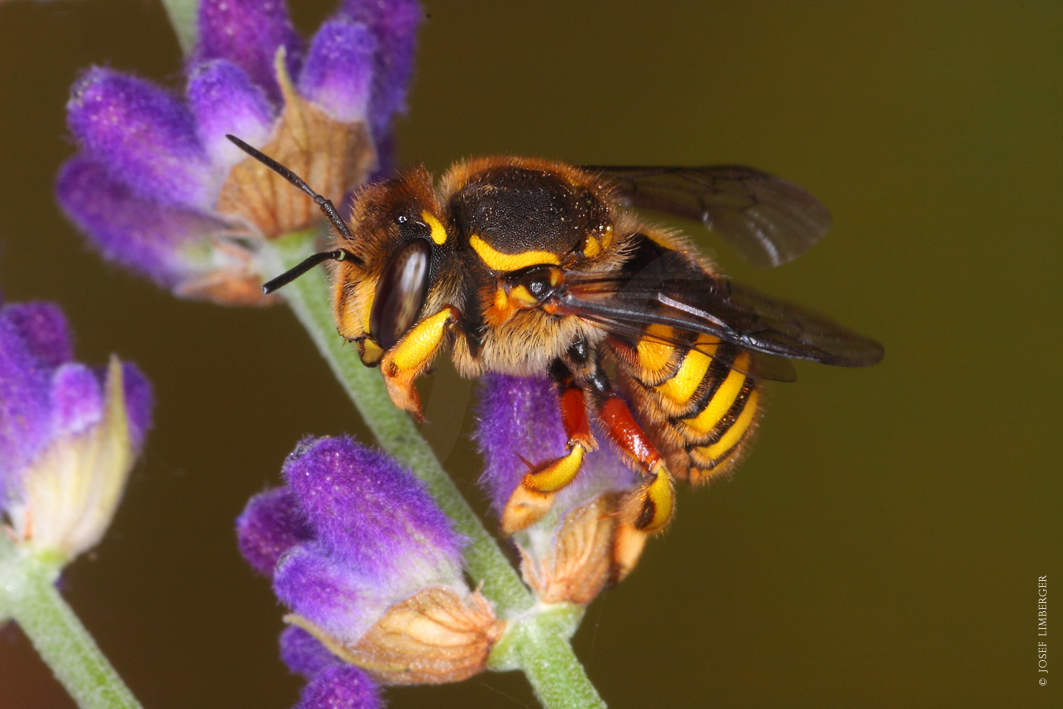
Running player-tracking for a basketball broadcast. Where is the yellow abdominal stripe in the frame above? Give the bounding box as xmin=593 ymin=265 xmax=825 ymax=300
xmin=697 ymin=389 xmax=760 ymax=461
xmin=469 ymin=235 xmax=560 ymax=271
xmin=655 ymin=335 xmax=720 ymax=404
xmin=637 ymin=324 xmax=677 ymax=375
xmin=681 ymin=352 xmax=750 ymax=434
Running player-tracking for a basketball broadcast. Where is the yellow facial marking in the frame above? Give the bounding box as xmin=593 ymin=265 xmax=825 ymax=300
xmin=358 ymin=338 xmax=383 ymax=366
xmin=510 ymin=285 xmax=538 ymax=306
xmin=361 ymin=292 xmax=374 ymax=333
xmin=681 ymin=352 xmax=750 ymax=435
xmin=469 ymin=234 xmax=560 ymax=271
xmin=422 ymin=211 xmax=447 ymax=245
xmin=656 ymin=335 xmax=720 ymax=404
xmin=637 ymin=324 xmax=677 ymax=375
xmin=700 ymin=389 xmax=760 ymax=461
xmin=391 ymin=308 xmax=454 ymax=371
xmin=583 ymin=235 xmax=601 ymax=257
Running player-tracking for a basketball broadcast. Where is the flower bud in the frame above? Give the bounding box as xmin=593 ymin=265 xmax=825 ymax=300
xmin=56 ymin=0 xmax=421 ymax=305
xmin=288 ymin=586 xmax=504 ymax=685
xmin=237 ymin=435 xmax=503 ymax=689
xmin=0 ymin=302 xmax=153 ymax=562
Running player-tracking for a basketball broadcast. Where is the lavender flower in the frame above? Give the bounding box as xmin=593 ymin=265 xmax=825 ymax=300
xmin=0 ymin=301 xmax=153 ymax=562
xmin=237 ymin=436 xmax=503 ymax=694
xmin=476 ymin=375 xmax=646 ymax=604
xmin=295 ymin=664 xmax=384 ymax=709
xmin=56 ymin=0 xmax=421 ymax=305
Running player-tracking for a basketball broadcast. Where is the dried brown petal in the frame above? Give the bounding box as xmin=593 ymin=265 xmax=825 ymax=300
xmin=216 ymin=50 xmax=376 ymax=240
xmin=172 ymin=239 xmax=279 ymax=306
xmin=520 ymin=493 xmax=648 ymax=605
xmin=286 ymin=586 xmax=505 ymax=685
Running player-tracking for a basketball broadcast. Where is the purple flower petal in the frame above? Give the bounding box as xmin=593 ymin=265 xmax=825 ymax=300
xmin=1 ymin=303 xmax=73 ymax=370
xmin=298 ymin=21 xmax=375 ymax=123
xmin=56 ymin=157 xmax=231 ymax=290
xmin=282 ymin=436 xmax=465 ymax=593
xmin=273 ymin=543 xmax=385 ymax=645
xmin=476 ymin=374 xmax=566 ymax=517
xmin=187 ymin=60 xmax=277 ymax=170
xmin=334 ymin=0 xmax=422 ymax=134
xmin=119 ymin=362 xmax=153 ymax=451
xmin=49 ymin=364 xmax=104 ymax=439
xmin=66 ymin=68 xmax=213 ymax=209
xmin=0 ymin=313 xmax=54 ymax=489
xmin=475 ymin=375 xmax=638 ymax=519
xmin=279 ymin=625 xmax=341 ymax=679
xmin=237 ymin=486 xmax=314 ymax=577
xmin=295 ymin=664 xmax=383 ymax=709
xmin=195 ymin=0 xmax=303 ymax=103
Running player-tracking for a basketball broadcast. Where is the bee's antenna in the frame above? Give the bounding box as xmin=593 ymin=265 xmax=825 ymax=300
xmin=225 ymin=134 xmax=356 ymax=242
xmin=225 ymin=134 xmax=366 ymax=294
xmin=261 ymin=249 xmax=359 ymax=294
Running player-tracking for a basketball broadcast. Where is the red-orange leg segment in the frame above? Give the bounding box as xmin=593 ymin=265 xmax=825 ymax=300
xmin=501 ymin=369 xmax=598 ymax=535
xmin=596 ymin=395 xmax=675 ymax=534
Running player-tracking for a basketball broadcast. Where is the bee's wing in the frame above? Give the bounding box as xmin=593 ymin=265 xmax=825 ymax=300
xmin=561 ymin=272 xmax=884 ymax=381
xmin=581 ymin=306 xmax=800 ymax=382
xmin=584 ymin=165 xmax=832 ymax=268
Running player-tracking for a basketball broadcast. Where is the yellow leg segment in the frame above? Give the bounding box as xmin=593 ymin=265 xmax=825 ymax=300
xmin=379 ymin=306 xmax=458 ymax=420
xmin=623 ymin=462 xmax=676 ymax=534
xmin=502 ymin=443 xmax=589 ymax=535
xmin=523 ymin=444 xmax=586 ymax=493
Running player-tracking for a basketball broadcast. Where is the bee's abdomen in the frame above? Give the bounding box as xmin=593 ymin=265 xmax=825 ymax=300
xmin=613 ymin=326 xmax=763 ymax=484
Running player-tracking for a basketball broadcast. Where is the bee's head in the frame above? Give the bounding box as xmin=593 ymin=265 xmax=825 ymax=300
xmin=225 ymin=136 xmax=449 ymax=367
xmin=332 ymin=167 xmax=446 ymax=365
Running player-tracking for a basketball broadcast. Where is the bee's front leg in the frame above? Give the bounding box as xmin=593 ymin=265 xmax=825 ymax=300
xmin=378 ymin=305 xmax=461 ymax=421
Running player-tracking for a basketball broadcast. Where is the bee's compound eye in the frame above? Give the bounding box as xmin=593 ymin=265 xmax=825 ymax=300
xmin=370 ymin=239 xmax=431 ymax=350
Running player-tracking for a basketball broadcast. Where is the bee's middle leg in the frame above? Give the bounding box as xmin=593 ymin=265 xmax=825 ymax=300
xmin=500 ymin=358 xmax=598 ymax=535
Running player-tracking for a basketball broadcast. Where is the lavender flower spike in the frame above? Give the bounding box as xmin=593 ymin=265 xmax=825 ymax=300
xmin=237 ymin=436 xmax=504 ymax=691
xmin=476 ymin=374 xmax=646 ymax=604
xmin=0 ymin=302 xmax=153 ymax=562
xmin=57 ymin=0 xmax=422 ymax=305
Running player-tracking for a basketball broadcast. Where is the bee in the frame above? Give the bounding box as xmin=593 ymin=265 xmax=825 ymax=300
xmin=227 ymin=136 xmax=883 ymax=536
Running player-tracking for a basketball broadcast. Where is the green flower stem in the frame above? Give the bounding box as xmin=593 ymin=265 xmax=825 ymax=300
xmin=0 ymin=535 xmax=142 ymax=709
xmin=491 ymin=605 xmax=607 ymax=709
xmin=160 ymin=0 xmax=199 ymax=56
xmin=261 ymin=232 xmax=607 ymax=708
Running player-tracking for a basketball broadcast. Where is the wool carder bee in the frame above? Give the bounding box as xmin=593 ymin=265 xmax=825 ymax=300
xmin=228 ymin=136 xmax=884 ymax=536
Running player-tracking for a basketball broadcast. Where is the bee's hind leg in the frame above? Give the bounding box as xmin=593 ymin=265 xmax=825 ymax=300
xmin=593 ymin=389 xmax=675 ymax=534
xmin=570 ymin=345 xmax=675 ymax=535
xmin=500 ymin=360 xmax=598 ymax=535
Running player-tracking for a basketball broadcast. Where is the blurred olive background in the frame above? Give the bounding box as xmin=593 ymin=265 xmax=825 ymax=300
xmin=1 ymin=1 xmax=1060 ymax=707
